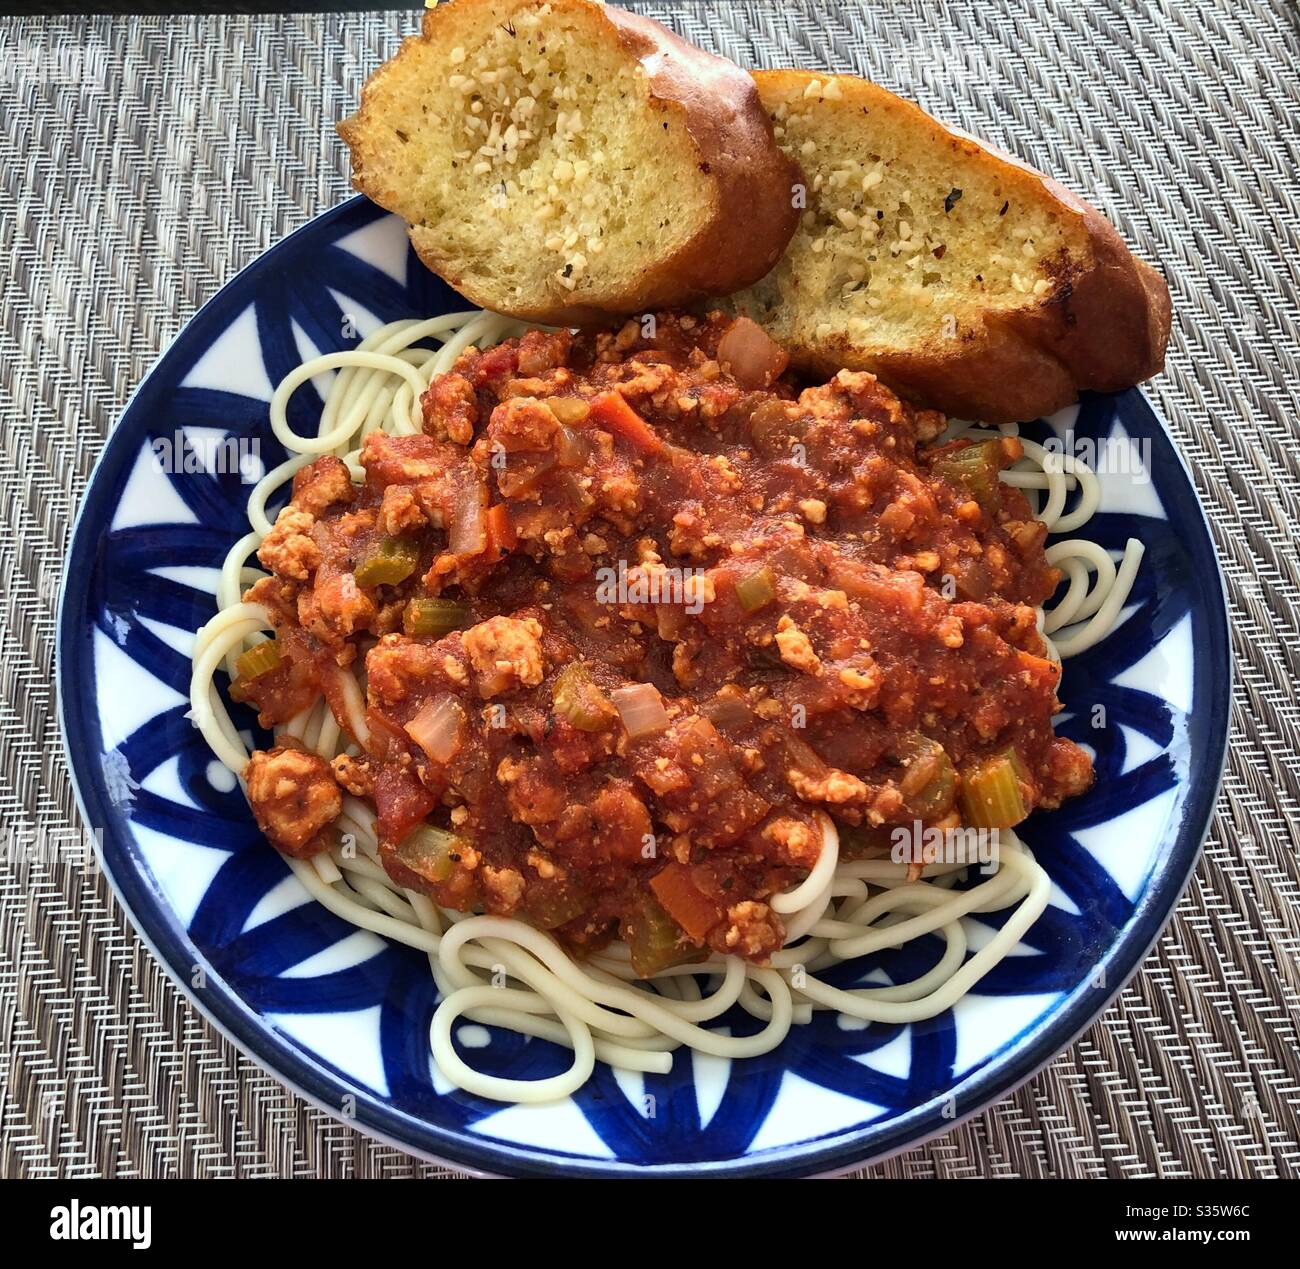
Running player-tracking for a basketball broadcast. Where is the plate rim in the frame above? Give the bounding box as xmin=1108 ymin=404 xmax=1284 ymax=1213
xmin=56 ymin=194 xmax=1233 ymax=1179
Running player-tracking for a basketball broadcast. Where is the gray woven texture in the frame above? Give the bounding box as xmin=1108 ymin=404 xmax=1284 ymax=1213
xmin=1 ymin=0 xmax=1298 ymax=1178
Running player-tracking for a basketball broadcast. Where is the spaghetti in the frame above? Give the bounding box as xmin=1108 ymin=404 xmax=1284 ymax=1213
xmin=190 ymin=309 xmax=1142 ymax=1103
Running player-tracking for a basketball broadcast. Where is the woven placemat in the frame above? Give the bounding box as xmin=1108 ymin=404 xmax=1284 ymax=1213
xmin=1 ymin=1 xmax=1298 ymax=1179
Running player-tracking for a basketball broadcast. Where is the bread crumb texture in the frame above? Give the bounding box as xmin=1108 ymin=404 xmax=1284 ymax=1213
xmin=344 ymin=0 xmax=715 ymax=307
xmin=737 ymin=73 xmax=1091 ymax=351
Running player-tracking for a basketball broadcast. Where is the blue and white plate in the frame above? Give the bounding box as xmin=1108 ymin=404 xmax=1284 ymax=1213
xmin=58 ymin=198 xmax=1230 ymax=1177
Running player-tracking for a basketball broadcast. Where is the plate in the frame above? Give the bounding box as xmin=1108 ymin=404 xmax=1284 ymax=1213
xmin=58 ymin=196 xmax=1231 ymax=1177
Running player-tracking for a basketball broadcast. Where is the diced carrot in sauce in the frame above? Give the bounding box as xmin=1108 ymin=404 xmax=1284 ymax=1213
xmin=586 ymin=391 xmax=663 ymax=455
xmin=649 ymin=863 xmax=724 ymax=943
xmin=484 ymin=502 xmax=517 ymax=556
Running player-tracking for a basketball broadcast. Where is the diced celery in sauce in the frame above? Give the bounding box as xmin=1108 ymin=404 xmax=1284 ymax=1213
xmin=734 ymin=566 xmax=776 ymax=613
xmin=932 ymin=441 xmax=1002 ymax=512
xmin=959 ymin=749 xmax=1029 ymax=829
xmin=392 ymin=824 xmax=462 ymax=884
xmin=896 ymin=732 xmax=957 ymax=819
xmin=355 ymin=536 xmax=421 ymax=587
xmin=624 ymin=892 xmax=702 ymax=978
xmin=234 ymin=639 xmax=282 ymax=681
xmin=525 ymin=886 xmax=589 ymax=930
xmin=404 ymin=597 xmax=470 ymax=637
xmin=552 ymin=663 xmax=614 ymax=731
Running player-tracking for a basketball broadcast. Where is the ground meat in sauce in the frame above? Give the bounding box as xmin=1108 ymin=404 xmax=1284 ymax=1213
xmin=234 ymin=311 xmax=1092 ymax=972
xmin=245 ymin=746 xmax=342 ymax=858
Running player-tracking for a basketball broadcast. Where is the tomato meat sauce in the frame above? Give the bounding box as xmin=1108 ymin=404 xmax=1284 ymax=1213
xmin=233 ymin=312 xmax=1090 ymax=975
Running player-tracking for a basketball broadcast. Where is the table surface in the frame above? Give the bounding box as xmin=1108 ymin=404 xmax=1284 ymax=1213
xmin=2 ymin=1 xmax=1298 ymax=1179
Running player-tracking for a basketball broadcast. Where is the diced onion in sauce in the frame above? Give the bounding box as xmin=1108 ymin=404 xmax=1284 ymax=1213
xmin=701 ymin=690 xmax=753 ymax=730
xmin=497 ymin=452 xmax=556 ymax=499
xmin=448 ymin=486 xmax=485 ymax=556
xmin=404 ymin=693 xmax=465 ymax=764
xmin=554 ymin=426 xmax=590 ymax=468
xmin=747 ymin=399 xmax=802 ymax=454
xmin=781 ymin=729 xmax=828 ymax=778
xmin=610 ymin=682 xmax=670 ymax=739
xmin=717 ymin=317 xmax=790 ymax=390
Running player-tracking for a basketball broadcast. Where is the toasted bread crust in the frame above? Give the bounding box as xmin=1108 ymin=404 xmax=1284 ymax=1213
xmin=594 ymin=8 xmax=803 ymax=319
xmin=744 ymin=71 xmax=1171 ymax=423
xmin=341 ymin=1 xmax=800 ymax=326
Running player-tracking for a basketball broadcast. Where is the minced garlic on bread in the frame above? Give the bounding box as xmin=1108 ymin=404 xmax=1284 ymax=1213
xmin=731 ymin=71 xmax=1171 ymax=423
xmin=339 ymin=0 xmax=801 ymax=325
